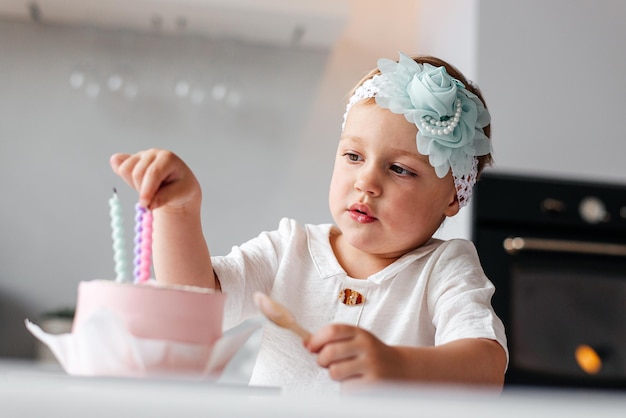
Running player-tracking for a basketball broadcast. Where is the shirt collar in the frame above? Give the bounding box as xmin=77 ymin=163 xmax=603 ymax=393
xmin=306 ymin=223 xmax=440 ymax=284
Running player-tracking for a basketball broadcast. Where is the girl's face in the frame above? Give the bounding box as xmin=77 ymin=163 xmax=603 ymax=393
xmin=329 ymin=101 xmax=459 ymax=260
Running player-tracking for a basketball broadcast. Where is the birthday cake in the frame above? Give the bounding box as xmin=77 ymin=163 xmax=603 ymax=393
xmin=26 ymin=191 xmax=260 ymax=378
xmin=73 ymin=279 xmax=224 ymax=345
xmin=26 ymin=279 xmax=264 ymax=378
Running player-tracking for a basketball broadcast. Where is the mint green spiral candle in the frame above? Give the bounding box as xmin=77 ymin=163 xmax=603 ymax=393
xmin=109 ymin=188 xmax=129 ymax=283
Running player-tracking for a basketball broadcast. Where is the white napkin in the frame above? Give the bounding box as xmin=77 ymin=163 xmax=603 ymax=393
xmin=26 ymin=309 xmax=262 ymax=379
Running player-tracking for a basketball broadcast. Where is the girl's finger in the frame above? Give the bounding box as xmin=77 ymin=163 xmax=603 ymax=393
xmin=130 ymin=152 xmax=155 ymax=191
xmin=306 ymin=324 xmax=356 ymax=353
xmin=113 ymin=153 xmax=142 ymax=190
xmin=109 ymin=153 xmax=131 ymax=174
xmin=130 ymin=153 xmax=158 ymax=207
xmin=327 ymin=356 xmax=363 ymax=382
xmin=140 ymin=156 xmax=178 ymax=209
xmin=316 ymin=338 xmax=360 ymax=368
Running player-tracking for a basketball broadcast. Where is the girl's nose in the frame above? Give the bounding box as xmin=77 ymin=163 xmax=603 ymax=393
xmin=354 ymin=165 xmax=382 ymax=196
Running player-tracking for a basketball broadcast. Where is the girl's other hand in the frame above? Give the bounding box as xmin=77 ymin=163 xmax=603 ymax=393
xmin=110 ymin=149 xmax=201 ymax=211
xmin=308 ymin=324 xmax=507 ymax=389
xmin=306 ymin=324 xmax=404 ymax=385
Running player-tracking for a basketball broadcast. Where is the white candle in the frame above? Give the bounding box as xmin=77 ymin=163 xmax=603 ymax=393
xmin=109 ymin=188 xmax=129 ymax=283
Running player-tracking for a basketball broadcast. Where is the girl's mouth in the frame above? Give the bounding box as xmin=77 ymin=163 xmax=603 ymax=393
xmin=348 ymin=204 xmax=377 ymax=223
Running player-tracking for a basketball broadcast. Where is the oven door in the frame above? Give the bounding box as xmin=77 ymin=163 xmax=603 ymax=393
xmin=478 ymin=230 xmax=626 ymax=389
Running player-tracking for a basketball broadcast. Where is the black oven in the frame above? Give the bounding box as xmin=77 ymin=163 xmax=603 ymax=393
xmin=472 ymin=173 xmax=626 ymax=390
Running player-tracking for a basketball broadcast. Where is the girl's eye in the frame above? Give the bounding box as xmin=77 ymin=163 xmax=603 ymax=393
xmin=390 ymin=164 xmax=417 ymax=177
xmin=344 ymin=152 xmax=362 ymax=162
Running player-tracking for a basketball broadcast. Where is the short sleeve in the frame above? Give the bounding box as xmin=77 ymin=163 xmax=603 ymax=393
xmin=211 ymin=217 xmax=296 ymax=329
xmin=427 ymin=239 xmax=509 ymax=363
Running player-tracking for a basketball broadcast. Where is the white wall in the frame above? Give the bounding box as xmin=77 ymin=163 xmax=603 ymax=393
xmin=477 ymin=0 xmax=626 ymax=184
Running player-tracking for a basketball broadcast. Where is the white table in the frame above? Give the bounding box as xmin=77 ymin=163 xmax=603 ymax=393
xmin=1 ymin=359 xmax=625 ymax=417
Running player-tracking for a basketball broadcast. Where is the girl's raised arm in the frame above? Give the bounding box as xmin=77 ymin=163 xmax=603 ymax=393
xmin=110 ymin=149 xmax=217 ymax=289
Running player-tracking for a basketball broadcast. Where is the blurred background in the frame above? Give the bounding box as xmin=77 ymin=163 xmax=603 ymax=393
xmin=0 ymin=0 xmax=625 ymax=367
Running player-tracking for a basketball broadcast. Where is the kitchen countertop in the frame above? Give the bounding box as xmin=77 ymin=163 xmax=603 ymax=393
xmin=1 ymin=359 xmax=625 ymax=417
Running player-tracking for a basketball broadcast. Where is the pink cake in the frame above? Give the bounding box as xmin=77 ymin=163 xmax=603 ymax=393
xmin=27 ymin=279 xmax=258 ymax=378
xmin=73 ymin=279 xmax=225 ymax=346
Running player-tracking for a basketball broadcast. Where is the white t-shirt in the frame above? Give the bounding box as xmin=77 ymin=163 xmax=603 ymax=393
xmin=212 ymin=218 xmax=508 ymax=393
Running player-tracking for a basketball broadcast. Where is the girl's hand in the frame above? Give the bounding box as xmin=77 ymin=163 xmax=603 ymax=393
xmin=308 ymin=325 xmax=507 ymax=388
xmin=110 ymin=149 xmax=201 ymax=211
xmin=306 ymin=324 xmax=404 ymax=384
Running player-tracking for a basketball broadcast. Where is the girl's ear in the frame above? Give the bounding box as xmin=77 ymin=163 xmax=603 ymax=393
xmin=443 ymin=191 xmax=461 ymax=218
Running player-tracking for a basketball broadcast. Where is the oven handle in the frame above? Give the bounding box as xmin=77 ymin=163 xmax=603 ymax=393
xmin=503 ymin=237 xmax=626 ymax=256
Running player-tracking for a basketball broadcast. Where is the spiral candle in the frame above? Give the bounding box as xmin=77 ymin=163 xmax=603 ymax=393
xmin=109 ymin=188 xmax=129 ymax=283
xmin=137 ymin=209 xmax=153 ymax=283
xmin=133 ymin=204 xmax=145 ymax=282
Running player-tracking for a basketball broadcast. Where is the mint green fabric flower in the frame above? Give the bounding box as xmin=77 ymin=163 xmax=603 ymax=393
xmin=372 ymin=52 xmax=491 ymax=179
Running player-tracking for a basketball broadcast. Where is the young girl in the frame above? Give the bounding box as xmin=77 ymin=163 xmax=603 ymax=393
xmin=110 ymin=52 xmax=508 ymax=393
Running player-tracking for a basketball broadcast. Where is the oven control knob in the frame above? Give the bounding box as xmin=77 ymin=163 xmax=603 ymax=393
xmin=579 ymin=196 xmax=608 ymax=224
xmin=541 ymin=198 xmax=566 ymax=214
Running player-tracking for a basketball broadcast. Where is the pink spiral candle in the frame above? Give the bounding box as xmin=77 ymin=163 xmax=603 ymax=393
xmin=137 ymin=209 xmax=153 ymax=283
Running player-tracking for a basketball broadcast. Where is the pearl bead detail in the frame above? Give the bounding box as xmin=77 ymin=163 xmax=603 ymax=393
xmin=420 ymin=98 xmax=462 ymax=135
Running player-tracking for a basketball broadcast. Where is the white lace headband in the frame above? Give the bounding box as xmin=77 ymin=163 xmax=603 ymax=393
xmin=342 ymin=53 xmax=492 ymax=208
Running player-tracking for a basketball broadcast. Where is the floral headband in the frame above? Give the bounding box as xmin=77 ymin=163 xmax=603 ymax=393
xmin=342 ymin=52 xmax=492 ymax=208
